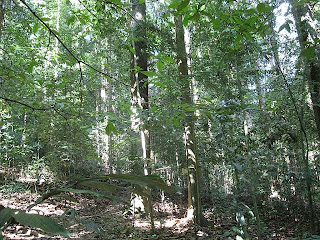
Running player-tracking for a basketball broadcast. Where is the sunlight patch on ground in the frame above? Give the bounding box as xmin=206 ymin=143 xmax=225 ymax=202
xmin=134 ymin=216 xmax=192 ymax=233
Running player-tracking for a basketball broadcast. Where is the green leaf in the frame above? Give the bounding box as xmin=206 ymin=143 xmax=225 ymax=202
xmin=301 ymin=47 xmax=315 ymax=60
xmin=168 ymin=0 xmax=181 ymax=9
xmin=77 ymin=15 xmax=87 ymax=25
xmin=27 ymin=60 xmax=38 ymax=73
xmin=154 ymin=81 xmax=165 ymax=88
xmin=12 ymin=211 xmax=70 ymax=238
xmin=32 ymin=22 xmax=39 ymax=33
xmin=257 ymin=3 xmax=265 ymax=12
xmin=157 ymin=60 xmax=163 ymax=71
xmin=138 ymin=0 xmax=145 ymax=3
xmin=257 ymin=3 xmax=272 ymax=13
xmin=177 ymin=0 xmax=190 ymax=11
xmin=233 ymin=16 xmax=242 ymax=25
xmin=41 ymin=17 xmax=50 ymax=22
xmin=59 ymin=188 xmax=128 ymax=204
xmin=66 ymin=15 xmax=76 ymax=25
xmin=278 ymin=22 xmax=291 ymax=33
xmin=108 ymin=0 xmax=121 ymax=4
xmin=127 ymin=37 xmax=139 ymax=42
xmin=161 ymin=56 xmax=175 ymax=63
xmin=102 ymin=112 xmax=119 ymax=121
xmin=189 ymin=12 xmax=200 ymax=22
xmin=105 ymin=121 xmax=117 ymax=135
xmin=0 ymin=208 xmax=14 ymax=227
xmin=129 ymin=46 xmax=136 ymax=54
xmin=80 ymin=181 xmax=149 ymax=197
xmin=212 ymin=18 xmax=221 ymax=29
xmin=141 ymin=71 xmax=157 ymax=77
xmin=183 ymin=15 xmax=190 ymax=26
xmin=202 ymin=11 xmax=213 ymax=20
xmin=173 ymin=118 xmax=180 ymax=127
xmin=79 ymin=181 xmax=123 ymax=194
xmin=97 ymin=174 xmax=179 ymax=195
xmin=278 ymin=24 xmax=285 ymax=32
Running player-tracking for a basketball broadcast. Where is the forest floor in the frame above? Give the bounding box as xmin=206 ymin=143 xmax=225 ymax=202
xmin=0 ymin=180 xmax=315 ymax=239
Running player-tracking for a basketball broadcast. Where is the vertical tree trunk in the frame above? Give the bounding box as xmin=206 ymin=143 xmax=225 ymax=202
xmin=130 ymin=0 xmax=154 ymax=231
xmin=174 ymin=14 xmax=202 ymax=226
xmin=100 ymin=53 xmax=114 ymax=174
xmin=131 ymin=0 xmax=151 ymax=175
xmin=289 ymin=0 xmax=318 ymax=232
xmin=289 ymin=0 xmax=320 ymax=141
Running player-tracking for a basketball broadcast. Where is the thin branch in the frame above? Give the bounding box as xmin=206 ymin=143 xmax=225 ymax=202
xmin=52 ymin=106 xmax=68 ymax=120
xmin=0 ymin=96 xmax=50 ymax=111
xmin=0 ymin=96 xmax=68 ymax=120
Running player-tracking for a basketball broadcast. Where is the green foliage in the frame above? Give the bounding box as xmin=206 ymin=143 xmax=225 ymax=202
xmin=279 ymin=20 xmax=293 ymax=33
xmin=28 ymin=174 xmax=178 ymax=210
xmin=1 ymin=0 xmax=320 ymax=236
xmin=105 ymin=121 xmax=118 ymax=135
xmin=0 ymin=208 xmax=70 ymax=238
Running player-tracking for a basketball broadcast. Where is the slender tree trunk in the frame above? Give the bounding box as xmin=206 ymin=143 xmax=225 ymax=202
xmin=131 ymin=0 xmax=151 ymax=175
xmin=130 ymin=0 xmax=154 ymax=231
xmin=130 ymin=52 xmax=141 ymax=174
xmin=289 ymin=0 xmax=318 ymax=231
xmin=290 ymin=0 xmax=320 ymax=141
xmin=100 ymin=51 xmax=114 ymax=174
xmin=174 ymin=14 xmax=202 ymax=226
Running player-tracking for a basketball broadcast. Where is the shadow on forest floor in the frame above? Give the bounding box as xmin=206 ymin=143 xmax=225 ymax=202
xmin=0 ymin=180 xmax=315 ymax=239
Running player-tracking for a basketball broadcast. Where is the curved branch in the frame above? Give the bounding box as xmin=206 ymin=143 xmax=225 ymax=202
xmin=0 ymin=96 xmax=68 ymax=120
xmin=0 ymin=96 xmax=50 ymax=111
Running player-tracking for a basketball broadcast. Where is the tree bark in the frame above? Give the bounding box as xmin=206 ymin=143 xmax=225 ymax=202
xmin=174 ymin=14 xmax=202 ymax=226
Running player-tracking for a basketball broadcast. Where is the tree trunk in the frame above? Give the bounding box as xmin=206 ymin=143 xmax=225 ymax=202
xmin=288 ymin=0 xmax=317 ymax=231
xmin=131 ymin=0 xmax=151 ymax=175
xmin=100 ymin=49 xmax=114 ymax=174
xmin=290 ymin=0 xmax=320 ymax=141
xmin=130 ymin=0 xmax=154 ymax=231
xmin=174 ymin=14 xmax=202 ymax=226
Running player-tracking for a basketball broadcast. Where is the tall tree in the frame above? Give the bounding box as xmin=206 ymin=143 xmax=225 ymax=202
xmin=130 ymin=0 xmax=154 ymax=231
xmin=289 ymin=0 xmax=320 ymax=141
xmin=289 ymin=0 xmax=319 ymax=231
xmin=131 ymin=0 xmax=151 ymax=175
xmin=174 ymin=14 xmax=202 ymax=226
